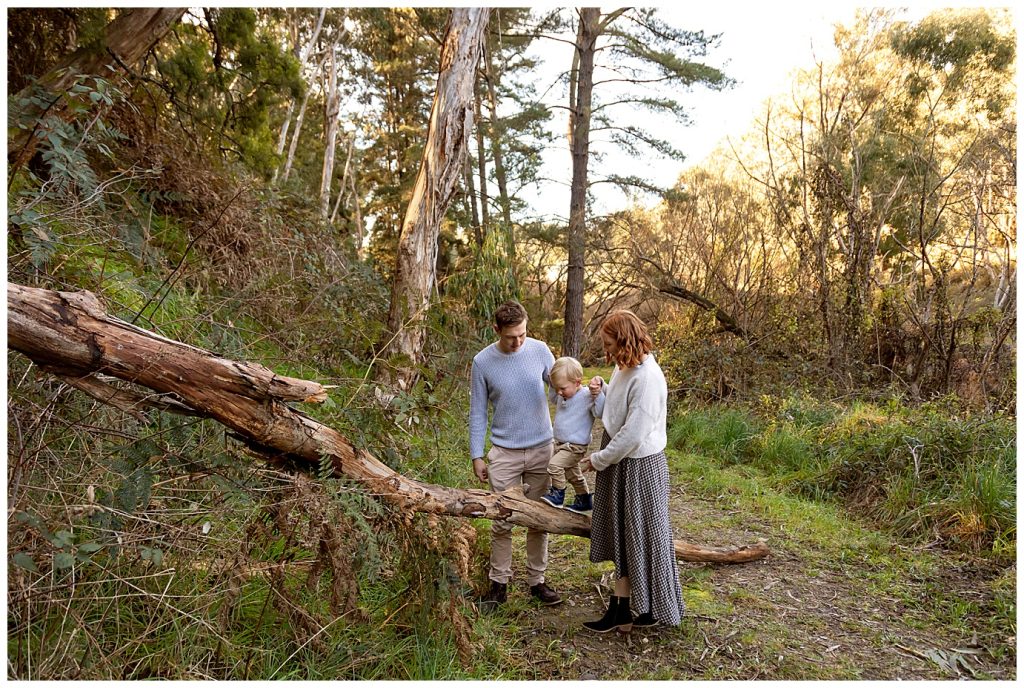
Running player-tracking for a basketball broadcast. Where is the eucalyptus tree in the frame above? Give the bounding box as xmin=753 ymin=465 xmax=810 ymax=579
xmin=449 ymin=8 xmax=559 ymax=325
xmin=377 ymin=8 xmax=492 ymax=389
xmin=319 ymin=43 xmax=344 ymax=218
xmin=265 ymin=7 xmax=337 ymax=186
xmin=270 ymin=7 xmax=326 ymax=182
xmin=272 ymin=9 xmax=355 ymax=200
xmin=557 ymin=8 xmax=731 ymax=357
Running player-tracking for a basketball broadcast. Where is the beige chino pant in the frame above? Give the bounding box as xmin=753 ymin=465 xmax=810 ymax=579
xmin=547 ymin=441 xmax=590 ymax=493
xmin=487 ymin=442 xmax=552 ymax=585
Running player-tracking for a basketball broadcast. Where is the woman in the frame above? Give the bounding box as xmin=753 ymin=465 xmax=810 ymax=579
xmin=580 ymin=310 xmax=684 ymax=633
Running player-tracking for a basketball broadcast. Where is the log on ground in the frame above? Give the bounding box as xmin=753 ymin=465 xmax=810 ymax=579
xmin=7 ymin=282 xmax=769 ymax=564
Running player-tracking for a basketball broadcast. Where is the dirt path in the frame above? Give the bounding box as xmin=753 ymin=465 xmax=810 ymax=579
xmin=493 ymin=483 xmax=1014 ymax=680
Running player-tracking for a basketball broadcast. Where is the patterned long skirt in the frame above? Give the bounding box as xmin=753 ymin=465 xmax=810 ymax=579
xmin=589 ymin=437 xmax=685 ymax=625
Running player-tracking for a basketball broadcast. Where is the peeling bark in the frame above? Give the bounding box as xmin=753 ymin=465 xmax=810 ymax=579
xmin=7 ymin=281 xmax=770 ymax=564
xmin=378 ymin=8 xmax=492 ymax=389
xmin=41 ymin=368 xmax=202 ymax=421
xmin=319 ymin=46 xmax=342 ymax=219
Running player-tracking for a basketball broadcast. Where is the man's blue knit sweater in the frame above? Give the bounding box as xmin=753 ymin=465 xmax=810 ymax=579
xmin=469 ymin=337 xmax=555 ymax=459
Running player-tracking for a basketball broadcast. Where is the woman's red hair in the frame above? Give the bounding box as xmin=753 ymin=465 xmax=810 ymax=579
xmin=601 ymin=310 xmax=652 ymax=368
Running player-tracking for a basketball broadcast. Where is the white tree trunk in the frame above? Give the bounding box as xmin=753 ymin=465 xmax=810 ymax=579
xmin=274 ymin=101 xmax=295 ymax=158
xmin=298 ymin=8 xmax=327 ymax=64
xmin=282 ymin=85 xmax=312 ymax=183
xmin=378 ymin=8 xmax=492 ymax=388
xmin=319 ymin=47 xmax=342 ymax=219
xmin=273 ymin=9 xmax=325 ymax=183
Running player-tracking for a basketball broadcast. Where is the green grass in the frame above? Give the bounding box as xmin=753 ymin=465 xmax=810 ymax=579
xmin=669 ymin=449 xmax=892 ymax=565
xmin=465 ymin=430 xmax=1013 ymax=678
xmin=6 ymin=328 xmax=494 ymax=682
xmin=12 ymin=353 xmax=1015 ymax=680
xmin=582 ymin=364 xmax=614 ymax=385
xmin=669 ymin=407 xmax=761 ymax=463
xmin=666 ymin=438 xmax=1015 ymax=676
xmin=10 ymin=191 xmax=1015 ymax=680
xmin=668 ymin=397 xmax=1016 ymax=555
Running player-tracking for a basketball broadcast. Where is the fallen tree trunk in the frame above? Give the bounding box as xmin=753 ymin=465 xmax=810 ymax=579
xmin=7 ymin=282 xmax=769 ymax=564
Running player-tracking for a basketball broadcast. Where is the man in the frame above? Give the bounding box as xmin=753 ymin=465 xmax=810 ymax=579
xmin=470 ymin=300 xmax=562 ymax=607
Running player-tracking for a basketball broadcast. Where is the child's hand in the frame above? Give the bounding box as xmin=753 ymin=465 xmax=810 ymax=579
xmin=588 ymin=376 xmax=603 ymax=397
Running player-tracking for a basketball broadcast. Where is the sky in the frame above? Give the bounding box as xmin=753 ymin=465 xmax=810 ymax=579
xmin=521 ymin=2 xmax=1011 ymax=221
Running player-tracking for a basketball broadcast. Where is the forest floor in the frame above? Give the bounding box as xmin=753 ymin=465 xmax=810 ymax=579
xmin=468 ymin=449 xmax=1016 ymax=680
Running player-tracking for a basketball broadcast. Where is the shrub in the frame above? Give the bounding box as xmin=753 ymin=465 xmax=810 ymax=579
xmin=668 ymin=395 xmax=1016 ymax=555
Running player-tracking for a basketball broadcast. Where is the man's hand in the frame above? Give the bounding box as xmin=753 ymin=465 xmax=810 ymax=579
xmin=580 ymin=456 xmax=594 ymax=473
xmin=472 ymin=458 xmax=488 ymax=483
xmin=588 ymin=376 xmax=604 ymax=397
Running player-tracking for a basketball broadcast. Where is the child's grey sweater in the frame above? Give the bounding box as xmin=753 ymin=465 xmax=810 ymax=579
xmin=469 ymin=337 xmax=555 ymax=459
xmin=551 ymin=387 xmax=605 ymax=446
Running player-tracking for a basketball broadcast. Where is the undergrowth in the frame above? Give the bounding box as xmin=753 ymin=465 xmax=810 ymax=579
xmin=7 ymin=337 xmax=502 ymax=680
xmin=7 ymin=77 xmax=501 ymax=679
xmin=667 ymin=393 xmax=1016 ymax=558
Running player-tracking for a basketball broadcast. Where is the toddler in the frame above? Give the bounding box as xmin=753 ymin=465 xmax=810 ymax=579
xmin=541 ymin=357 xmax=605 ymax=513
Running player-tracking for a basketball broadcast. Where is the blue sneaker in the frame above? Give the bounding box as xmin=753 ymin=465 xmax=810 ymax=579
xmin=565 ymin=492 xmax=593 ymax=514
xmin=541 ymin=487 xmax=566 ymax=508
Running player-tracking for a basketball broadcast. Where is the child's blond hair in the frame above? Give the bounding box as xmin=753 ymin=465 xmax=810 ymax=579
xmin=550 ymin=356 xmax=583 ymax=386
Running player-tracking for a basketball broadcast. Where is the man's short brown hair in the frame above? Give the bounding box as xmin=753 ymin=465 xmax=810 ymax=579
xmin=494 ymin=300 xmax=528 ymax=330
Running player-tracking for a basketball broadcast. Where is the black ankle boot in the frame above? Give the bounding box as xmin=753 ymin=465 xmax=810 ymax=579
xmin=633 ymin=611 xmax=657 ymax=627
xmin=582 ymin=595 xmax=633 ymax=634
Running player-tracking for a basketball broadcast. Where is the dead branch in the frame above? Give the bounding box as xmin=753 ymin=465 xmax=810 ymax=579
xmin=7 ymin=281 xmax=769 ymax=564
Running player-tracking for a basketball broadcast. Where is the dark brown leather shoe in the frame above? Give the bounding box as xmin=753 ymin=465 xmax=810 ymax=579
xmin=480 ymin=580 xmax=507 ymax=610
xmin=529 ymin=582 xmax=562 ymax=606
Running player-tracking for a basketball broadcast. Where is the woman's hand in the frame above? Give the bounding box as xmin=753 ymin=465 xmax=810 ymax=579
xmin=580 ymin=457 xmax=594 ymax=473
